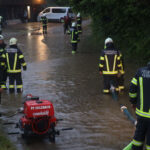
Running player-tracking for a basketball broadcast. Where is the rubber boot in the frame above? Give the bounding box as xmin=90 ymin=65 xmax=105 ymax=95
xmin=17 ymin=88 xmax=22 ymax=93
xmin=9 ymin=88 xmax=15 ymax=93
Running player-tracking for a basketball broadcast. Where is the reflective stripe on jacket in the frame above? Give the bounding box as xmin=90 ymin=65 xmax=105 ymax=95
xmin=41 ymin=17 xmax=48 ymax=26
xmin=118 ymin=52 xmax=125 ymax=74
xmin=70 ymin=27 xmax=79 ymax=43
xmin=77 ymin=17 xmax=82 ymax=26
xmin=99 ymin=49 xmax=121 ymax=75
xmin=129 ymin=67 xmax=150 ymax=118
xmin=3 ymin=48 xmax=26 ymax=73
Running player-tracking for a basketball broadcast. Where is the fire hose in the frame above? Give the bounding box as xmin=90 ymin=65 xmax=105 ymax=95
xmin=109 ymin=81 xmax=136 ymax=150
xmin=110 ymin=81 xmax=136 ymax=124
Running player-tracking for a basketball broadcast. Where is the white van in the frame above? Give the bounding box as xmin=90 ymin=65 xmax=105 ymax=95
xmin=37 ymin=7 xmax=75 ymax=22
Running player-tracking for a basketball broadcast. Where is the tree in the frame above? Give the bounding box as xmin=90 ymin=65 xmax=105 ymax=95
xmin=70 ymin=0 xmax=150 ymax=62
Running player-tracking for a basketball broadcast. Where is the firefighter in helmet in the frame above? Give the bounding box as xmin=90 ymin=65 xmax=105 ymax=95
xmin=103 ymin=38 xmax=125 ymax=91
xmin=0 ymin=35 xmax=7 ymax=90
xmin=70 ymin=22 xmax=79 ymax=54
xmin=2 ymin=37 xmax=27 ymax=93
xmin=129 ymin=62 xmax=150 ymax=150
xmin=40 ymin=14 xmax=48 ymax=34
xmin=76 ymin=12 xmax=82 ymax=34
xmin=0 ymin=35 xmax=4 ymax=93
xmin=99 ymin=37 xmax=121 ymax=93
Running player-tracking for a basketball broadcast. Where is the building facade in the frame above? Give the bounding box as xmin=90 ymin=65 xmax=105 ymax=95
xmin=0 ymin=0 xmax=46 ymax=21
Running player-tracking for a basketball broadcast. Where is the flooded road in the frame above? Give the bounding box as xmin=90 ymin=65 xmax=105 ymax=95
xmin=0 ymin=21 xmax=135 ymax=150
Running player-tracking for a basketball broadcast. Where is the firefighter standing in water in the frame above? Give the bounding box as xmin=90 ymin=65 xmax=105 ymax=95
xmin=128 ymin=62 xmax=150 ymax=150
xmin=0 ymin=36 xmax=4 ymax=98
xmin=99 ymin=37 xmax=121 ymax=93
xmin=76 ymin=13 xmax=82 ymax=34
xmin=40 ymin=14 xmax=48 ymax=34
xmin=2 ymin=38 xmax=27 ymax=93
xmin=0 ymin=35 xmax=7 ymax=90
xmin=70 ymin=22 xmax=79 ymax=54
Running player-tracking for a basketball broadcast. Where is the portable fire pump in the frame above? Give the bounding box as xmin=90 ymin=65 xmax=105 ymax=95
xmin=17 ymin=94 xmax=59 ymax=142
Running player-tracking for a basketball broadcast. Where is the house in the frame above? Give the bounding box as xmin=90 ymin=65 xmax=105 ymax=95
xmin=0 ymin=0 xmax=46 ymax=21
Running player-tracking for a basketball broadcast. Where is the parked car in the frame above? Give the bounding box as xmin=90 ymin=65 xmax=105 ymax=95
xmin=37 ymin=7 xmax=75 ymax=22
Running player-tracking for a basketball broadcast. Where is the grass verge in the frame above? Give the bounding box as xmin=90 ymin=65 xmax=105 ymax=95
xmin=0 ymin=125 xmax=17 ymax=150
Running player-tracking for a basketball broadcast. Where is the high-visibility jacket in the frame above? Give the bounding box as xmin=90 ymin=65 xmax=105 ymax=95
xmin=77 ymin=17 xmax=82 ymax=26
xmin=129 ymin=66 xmax=150 ymax=118
xmin=99 ymin=49 xmax=121 ymax=75
xmin=2 ymin=47 xmax=27 ymax=73
xmin=70 ymin=27 xmax=79 ymax=44
xmin=40 ymin=16 xmax=48 ymax=27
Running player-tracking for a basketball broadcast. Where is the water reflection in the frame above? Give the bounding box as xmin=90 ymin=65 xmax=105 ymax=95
xmin=27 ymin=32 xmax=49 ymax=62
xmin=35 ymin=35 xmax=49 ymax=62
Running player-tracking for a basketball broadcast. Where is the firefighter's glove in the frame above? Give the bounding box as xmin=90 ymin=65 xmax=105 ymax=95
xmin=23 ymin=66 xmax=27 ymax=71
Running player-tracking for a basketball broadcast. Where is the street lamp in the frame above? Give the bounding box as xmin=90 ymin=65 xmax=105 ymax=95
xmin=27 ymin=6 xmax=31 ymax=20
xmin=34 ymin=0 xmax=44 ymax=4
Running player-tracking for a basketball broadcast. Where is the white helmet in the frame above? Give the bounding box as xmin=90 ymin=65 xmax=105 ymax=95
xmin=42 ymin=14 xmax=46 ymax=17
xmin=105 ymin=37 xmax=113 ymax=45
xmin=9 ymin=37 xmax=17 ymax=45
xmin=77 ymin=13 xmax=80 ymax=17
xmin=72 ymin=22 xmax=76 ymax=27
xmin=0 ymin=35 xmax=4 ymax=40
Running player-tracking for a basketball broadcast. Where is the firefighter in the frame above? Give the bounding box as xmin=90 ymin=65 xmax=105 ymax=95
xmin=40 ymin=14 xmax=48 ymax=34
xmin=129 ymin=62 xmax=150 ymax=150
xmin=0 ymin=35 xmax=7 ymax=90
xmin=99 ymin=37 xmax=121 ymax=93
xmin=70 ymin=22 xmax=79 ymax=54
xmin=2 ymin=37 xmax=27 ymax=93
xmin=63 ymin=13 xmax=72 ymax=34
xmin=76 ymin=13 xmax=82 ymax=34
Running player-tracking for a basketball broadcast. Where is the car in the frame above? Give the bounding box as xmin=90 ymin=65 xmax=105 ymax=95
xmin=37 ymin=7 xmax=75 ymax=22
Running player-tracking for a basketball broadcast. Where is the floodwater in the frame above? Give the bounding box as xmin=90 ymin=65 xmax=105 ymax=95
xmin=0 ymin=21 xmax=135 ymax=150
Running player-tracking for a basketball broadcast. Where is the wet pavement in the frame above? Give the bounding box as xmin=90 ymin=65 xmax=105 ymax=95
xmin=0 ymin=21 xmax=135 ymax=150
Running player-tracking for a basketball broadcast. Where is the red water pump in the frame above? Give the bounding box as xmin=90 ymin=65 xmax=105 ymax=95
xmin=18 ymin=94 xmax=59 ymax=142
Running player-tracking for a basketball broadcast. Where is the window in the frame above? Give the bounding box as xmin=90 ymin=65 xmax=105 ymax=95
xmin=43 ymin=8 xmax=50 ymax=13
xmin=52 ymin=9 xmax=66 ymax=13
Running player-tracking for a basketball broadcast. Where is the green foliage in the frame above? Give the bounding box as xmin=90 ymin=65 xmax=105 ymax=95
xmin=52 ymin=0 xmax=70 ymax=6
xmin=0 ymin=133 xmax=16 ymax=150
xmin=70 ymin=0 xmax=150 ymax=62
